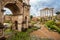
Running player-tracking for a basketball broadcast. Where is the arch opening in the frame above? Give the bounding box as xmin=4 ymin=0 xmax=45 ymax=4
xmin=4 ymin=7 xmax=12 ymax=15
xmin=3 ymin=3 xmax=21 ymax=30
xmin=4 ymin=3 xmax=20 ymax=16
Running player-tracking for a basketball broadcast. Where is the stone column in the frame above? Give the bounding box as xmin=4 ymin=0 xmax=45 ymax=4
xmin=45 ymin=10 xmax=46 ymax=17
xmin=17 ymin=15 xmax=23 ymax=31
xmin=44 ymin=10 xmax=45 ymax=17
xmin=48 ymin=10 xmax=49 ymax=19
xmin=50 ymin=8 xmax=53 ymax=20
xmin=43 ymin=10 xmax=45 ymax=17
xmin=46 ymin=9 xmax=48 ymax=19
xmin=51 ymin=8 xmax=53 ymax=20
xmin=0 ymin=2 xmax=3 ymax=23
xmin=50 ymin=9 xmax=52 ymax=20
xmin=42 ymin=10 xmax=44 ymax=17
xmin=46 ymin=10 xmax=47 ymax=17
xmin=26 ymin=16 xmax=29 ymax=28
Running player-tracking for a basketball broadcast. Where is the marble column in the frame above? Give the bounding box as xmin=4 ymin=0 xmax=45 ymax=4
xmin=46 ymin=10 xmax=47 ymax=17
xmin=45 ymin=10 xmax=46 ymax=17
xmin=51 ymin=8 xmax=53 ymax=20
xmin=44 ymin=10 xmax=45 ymax=17
xmin=42 ymin=10 xmax=43 ymax=17
xmin=41 ymin=10 xmax=43 ymax=17
xmin=47 ymin=10 xmax=48 ymax=17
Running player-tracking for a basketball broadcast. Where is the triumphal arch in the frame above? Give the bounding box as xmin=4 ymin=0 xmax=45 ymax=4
xmin=0 ymin=0 xmax=30 ymax=31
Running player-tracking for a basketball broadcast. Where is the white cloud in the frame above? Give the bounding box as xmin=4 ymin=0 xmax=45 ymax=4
xmin=4 ymin=8 xmax=12 ymax=15
xmin=30 ymin=0 xmax=60 ymax=16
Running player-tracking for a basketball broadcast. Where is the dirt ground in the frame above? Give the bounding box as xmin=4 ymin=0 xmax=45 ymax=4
xmin=31 ymin=25 xmax=60 ymax=40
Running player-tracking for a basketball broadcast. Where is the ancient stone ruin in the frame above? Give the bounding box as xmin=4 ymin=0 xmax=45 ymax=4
xmin=0 ymin=0 xmax=30 ymax=31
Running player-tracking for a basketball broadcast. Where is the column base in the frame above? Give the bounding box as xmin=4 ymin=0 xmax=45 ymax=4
xmin=18 ymin=24 xmax=22 ymax=32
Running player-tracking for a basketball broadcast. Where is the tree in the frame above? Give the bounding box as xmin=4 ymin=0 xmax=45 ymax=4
xmin=30 ymin=15 xmax=33 ymax=19
xmin=55 ymin=11 xmax=60 ymax=20
xmin=56 ymin=11 xmax=60 ymax=15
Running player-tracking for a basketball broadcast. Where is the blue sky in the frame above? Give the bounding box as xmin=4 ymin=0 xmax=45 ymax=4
xmin=4 ymin=8 xmax=12 ymax=15
xmin=4 ymin=0 xmax=60 ymax=16
xmin=30 ymin=0 xmax=60 ymax=16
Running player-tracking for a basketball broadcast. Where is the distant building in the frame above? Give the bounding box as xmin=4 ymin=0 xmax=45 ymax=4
xmin=40 ymin=8 xmax=54 ymax=17
xmin=40 ymin=8 xmax=55 ymax=20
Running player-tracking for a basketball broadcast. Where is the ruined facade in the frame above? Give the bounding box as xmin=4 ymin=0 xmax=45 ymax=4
xmin=40 ymin=8 xmax=54 ymax=20
xmin=0 ymin=0 xmax=30 ymax=31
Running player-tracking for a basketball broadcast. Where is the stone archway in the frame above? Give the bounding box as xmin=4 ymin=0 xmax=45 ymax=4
xmin=0 ymin=0 xmax=23 ymax=23
xmin=4 ymin=3 xmax=22 ymax=28
xmin=4 ymin=3 xmax=20 ymax=15
xmin=0 ymin=0 xmax=30 ymax=31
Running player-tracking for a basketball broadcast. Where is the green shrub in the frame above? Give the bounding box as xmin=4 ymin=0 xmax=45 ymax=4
xmin=49 ymin=25 xmax=55 ymax=30
xmin=45 ymin=20 xmax=60 ymax=33
xmin=45 ymin=20 xmax=55 ymax=27
xmin=52 ymin=25 xmax=60 ymax=33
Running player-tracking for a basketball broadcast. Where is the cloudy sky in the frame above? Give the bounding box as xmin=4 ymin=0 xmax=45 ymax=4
xmin=30 ymin=0 xmax=60 ymax=16
xmin=4 ymin=0 xmax=60 ymax=16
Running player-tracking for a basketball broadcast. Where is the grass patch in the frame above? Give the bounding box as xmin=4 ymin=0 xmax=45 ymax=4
xmin=6 ymin=26 xmax=40 ymax=40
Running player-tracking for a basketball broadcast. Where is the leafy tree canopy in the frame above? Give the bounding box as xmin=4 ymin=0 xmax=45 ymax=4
xmin=30 ymin=15 xmax=33 ymax=19
xmin=56 ymin=11 xmax=60 ymax=14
